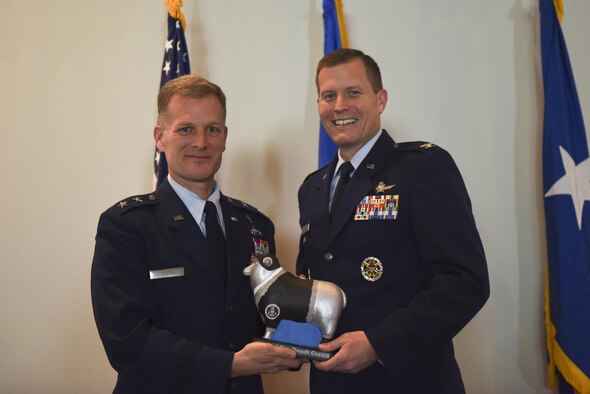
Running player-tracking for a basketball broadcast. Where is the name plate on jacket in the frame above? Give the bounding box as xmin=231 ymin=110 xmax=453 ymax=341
xmin=149 ymin=267 xmax=185 ymax=280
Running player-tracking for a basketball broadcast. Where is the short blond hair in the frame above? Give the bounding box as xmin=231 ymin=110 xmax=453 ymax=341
xmin=157 ymin=75 xmax=227 ymax=121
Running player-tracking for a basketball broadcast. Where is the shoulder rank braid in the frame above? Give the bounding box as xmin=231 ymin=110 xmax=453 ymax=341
xmin=110 ymin=193 xmax=158 ymax=214
xmin=392 ymin=141 xmax=438 ymax=153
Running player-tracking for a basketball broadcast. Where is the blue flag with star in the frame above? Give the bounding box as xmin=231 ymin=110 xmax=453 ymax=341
xmin=318 ymin=0 xmax=348 ymax=167
xmin=540 ymin=0 xmax=590 ymax=392
xmin=154 ymin=13 xmax=191 ymax=188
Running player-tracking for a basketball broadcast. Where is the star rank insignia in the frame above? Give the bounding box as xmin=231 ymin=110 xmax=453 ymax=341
xmin=420 ymin=142 xmax=436 ymax=149
xmin=375 ymin=182 xmax=395 ymax=194
xmin=118 ymin=201 xmax=128 ymax=208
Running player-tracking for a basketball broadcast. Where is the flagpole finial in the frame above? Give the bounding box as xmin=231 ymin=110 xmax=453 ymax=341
xmin=164 ymin=0 xmax=187 ymax=31
xmin=553 ymin=0 xmax=564 ymax=23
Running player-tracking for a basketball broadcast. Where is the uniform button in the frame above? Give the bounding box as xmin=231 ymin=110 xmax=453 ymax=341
xmin=323 ymin=252 xmax=333 ymax=262
xmin=302 ymin=236 xmax=307 ymax=244
xmin=229 ymin=341 xmax=235 ymax=351
xmin=231 ymin=380 xmax=239 ymax=389
xmin=226 ymin=304 xmax=234 ymax=313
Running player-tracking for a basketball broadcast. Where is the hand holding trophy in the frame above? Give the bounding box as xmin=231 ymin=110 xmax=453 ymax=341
xmin=243 ymin=254 xmax=347 ymax=361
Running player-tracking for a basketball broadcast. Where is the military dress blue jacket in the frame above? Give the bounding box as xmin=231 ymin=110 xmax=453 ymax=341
xmin=296 ymin=130 xmax=490 ymax=393
xmin=91 ymin=179 xmax=273 ymax=394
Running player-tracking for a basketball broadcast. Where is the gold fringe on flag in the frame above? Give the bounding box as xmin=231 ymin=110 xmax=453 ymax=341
xmin=335 ymin=0 xmax=348 ymax=48
xmin=164 ymin=0 xmax=187 ymax=31
xmin=546 ymin=269 xmax=590 ymax=393
xmin=553 ymin=0 xmax=564 ymax=23
xmin=545 ymin=265 xmax=557 ymax=389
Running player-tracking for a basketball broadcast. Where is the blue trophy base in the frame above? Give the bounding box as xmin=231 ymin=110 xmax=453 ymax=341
xmin=255 ymin=320 xmax=333 ymax=361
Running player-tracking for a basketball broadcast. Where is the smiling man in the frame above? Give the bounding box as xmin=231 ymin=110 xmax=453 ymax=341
xmin=91 ymin=75 xmax=299 ymax=394
xmin=315 ymin=53 xmax=387 ymax=162
xmin=154 ymin=93 xmax=227 ymax=199
xmin=296 ymin=48 xmax=490 ymax=393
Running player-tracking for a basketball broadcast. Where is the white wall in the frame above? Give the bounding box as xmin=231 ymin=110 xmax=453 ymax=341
xmin=1 ymin=1 xmax=588 ymax=393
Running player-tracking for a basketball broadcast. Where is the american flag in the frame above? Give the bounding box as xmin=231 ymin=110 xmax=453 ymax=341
xmin=154 ymin=13 xmax=191 ymax=188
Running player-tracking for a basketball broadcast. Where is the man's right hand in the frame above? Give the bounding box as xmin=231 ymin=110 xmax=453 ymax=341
xmin=230 ymin=341 xmax=301 ymax=377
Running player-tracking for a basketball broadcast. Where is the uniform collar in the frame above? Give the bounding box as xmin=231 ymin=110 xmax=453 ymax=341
xmin=167 ymin=175 xmax=225 ymax=233
xmin=334 ymin=129 xmax=383 ymax=176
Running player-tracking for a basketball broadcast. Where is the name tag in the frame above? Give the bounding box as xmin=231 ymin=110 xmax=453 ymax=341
xmin=149 ymin=267 xmax=185 ymax=280
xmin=301 ymin=223 xmax=310 ymax=235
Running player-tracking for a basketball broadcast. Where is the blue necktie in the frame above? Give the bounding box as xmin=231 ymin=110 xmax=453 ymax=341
xmin=204 ymin=201 xmax=227 ymax=286
xmin=330 ymin=162 xmax=354 ymax=223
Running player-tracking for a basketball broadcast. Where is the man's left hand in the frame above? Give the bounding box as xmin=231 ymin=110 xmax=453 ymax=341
xmin=312 ymin=331 xmax=378 ymax=373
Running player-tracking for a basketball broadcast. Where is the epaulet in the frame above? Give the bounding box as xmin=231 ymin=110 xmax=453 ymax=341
xmin=108 ymin=192 xmax=158 ymax=215
xmin=302 ymin=163 xmax=330 ymax=183
xmin=392 ymin=141 xmax=439 ymax=153
xmin=226 ymin=196 xmax=267 ymax=218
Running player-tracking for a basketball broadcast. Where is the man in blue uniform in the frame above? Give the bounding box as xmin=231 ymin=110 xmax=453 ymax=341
xmin=91 ymin=75 xmax=299 ymax=393
xmin=296 ymin=48 xmax=490 ymax=393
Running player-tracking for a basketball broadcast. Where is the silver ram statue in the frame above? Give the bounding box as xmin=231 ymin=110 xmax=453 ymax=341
xmin=243 ymin=253 xmax=347 ymax=341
